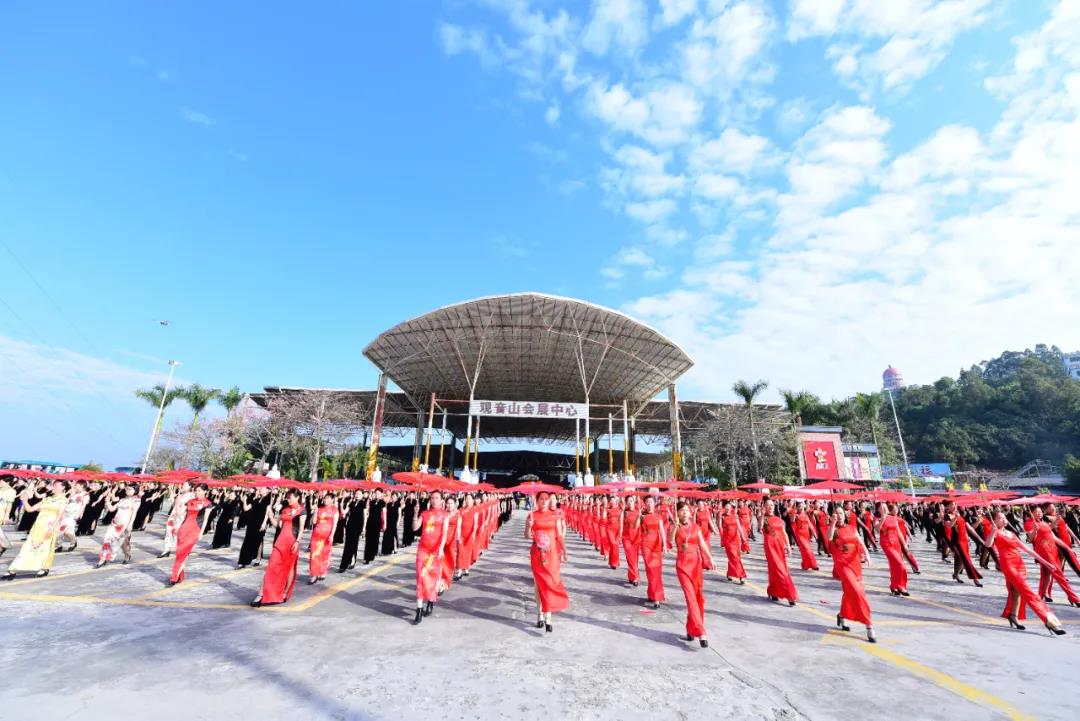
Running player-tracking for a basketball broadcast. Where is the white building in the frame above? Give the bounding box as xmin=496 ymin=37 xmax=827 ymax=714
xmin=1064 ymin=352 xmax=1080 ymax=380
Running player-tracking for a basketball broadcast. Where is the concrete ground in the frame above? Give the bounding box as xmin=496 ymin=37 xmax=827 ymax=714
xmin=1 ymin=512 xmax=1076 ymax=721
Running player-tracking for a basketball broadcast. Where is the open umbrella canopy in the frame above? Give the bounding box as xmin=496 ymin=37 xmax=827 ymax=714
xmin=739 ymin=481 xmax=782 ymax=490
xmin=1012 ymin=493 xmax=1077 ymax=505
xmin=802 ymin=480 xmax=864 ymax=491
xmin=509 ymin=482 xmax=566 ymax=495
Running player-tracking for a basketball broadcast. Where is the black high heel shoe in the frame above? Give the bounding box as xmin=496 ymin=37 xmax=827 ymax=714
xmin=836 ymin=614 xmax=850 ymax=632
xmin=1045 ymin=622 xmax=1066 ymax=636
xmin=545 ymin=623 xmax=552 ymax=633
xmin=699 ymin=639 xmax=709 ymax=648
xmin=866 ymin=627 xmax=877 ymax=644
xmin=250 ymin=599 xmax=262 ymax=608
xmin=684 ymin=634 xmax=694 ymax=641
xmin=414 ymin=608 xmax=423 ymax=624
xmin=899 ymin=590 xmax=910 ymax=597
xmin=973 ymin=580 xmax=983 ymax=588
xmin=536 ymin=615 xmax=544 ymax=628
xmin=1007 ymin=616 xmax=1025 ymax=630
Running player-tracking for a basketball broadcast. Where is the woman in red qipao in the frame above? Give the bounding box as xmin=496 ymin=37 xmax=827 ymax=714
xmin=441 ymin=497 xmax=461 ymax=591
xmin=828 ymin=510 xmax=876 ymax=643
xmin=695 ymin=501 xmax=717 ymax=552
xmin=622 ymin=495 xmax=642 ymax=586
xmin=944 ymin=503 xmax=983 ymax=586
xmin=605 ymin=496 xmax=623 ymax=570
xmin=876 ymin=503 xmax=910 ymax=597
xmin=720 ymin=502 xmax=747 ymax=584
xmin=251 ymin=490 xmax=307 ymax=608
xmin=413 ymin=491 xmax=450 ymax=623
xmin=168 ymin=485 xmax=212 ymax=586
xmin=761 ymin=501 xmax=798 ymax=606
xmin=986 ymin=511 xmax=1067 ymax=635
xmin=792 ymin=502 xmax=819 ymax=571
xmin=457 ymin=494 xmax=477 ymax=578
xmin=638 ymin=495 xmax=666 ymax=608
xmin=670 ymin=502 xmax=713 ymax=647
xmin=526 ymin=491 xmax=569 ymax=632
xmin=1031 ymin=506 xmax=1080 ymax=606
xmin=307 ymin=495 xmax=339 ymax=585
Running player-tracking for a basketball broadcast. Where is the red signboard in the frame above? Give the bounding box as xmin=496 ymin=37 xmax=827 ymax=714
xmin=803 ymin=441 xmax=839 ymax=480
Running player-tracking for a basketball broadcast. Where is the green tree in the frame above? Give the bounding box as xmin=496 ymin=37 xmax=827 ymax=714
xmin=80 ymin=462 xmax=103 ymax=472
xmin=1064 ymin=455 xmax=1080 ymax=492
xmin=732 ymin=379 xmax=768 ymax=479
xmin=217 ymin=386 xmax=245 ymax=414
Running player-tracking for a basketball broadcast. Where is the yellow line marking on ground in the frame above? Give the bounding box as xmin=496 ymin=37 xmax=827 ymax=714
xmin=821 ymin=632 xmax=1035 ymax=721
xmin=283 ymin=554 xmax=409 ymax=613
xmin=133 ymin=566 xmax=253 ymax=600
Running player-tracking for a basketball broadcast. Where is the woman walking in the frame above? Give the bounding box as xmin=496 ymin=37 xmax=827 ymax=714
xmin=96 ymin=486 xmax=141 ymax=567
xmin=308 ymin=495 xmax=340 ymax=585
xmin=792 ymin=502 xmax=819 ymax=571
xmin=829 ymin=509 xmax=876 ymax=643
xmin=622 ymin=495 xmax=641 ymax=586
xmin=251 ymin=490 xmax=307 ymax=608
xmin=761 ymin=501 xmax=798 ymax=606
xmin=638 ymin=495 xmax=666 ymax=608
xmin=413 ymin=491 xmax=449 ymax=623
xmin=236 ymin=488 xmax=272 ymax=569
xmin=986 ymin=511 xmax=1067 ymax=635
xmin=168 ymin=485 xmax=212 ymax=585
xmin=670 ymin=502 xmax=712 ymax=647
xmin=877 ymin=503 xmax=911 ymax=597
xmin=525 ymin=491 xmax=569 ymax=632
xmin=720 ymin=502 xmax=747 ymax=584
xmin=2 ymin=481 xmax=68 ymax=580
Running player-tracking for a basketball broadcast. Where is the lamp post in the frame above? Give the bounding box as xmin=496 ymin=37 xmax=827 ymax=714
xmin=885 ymin=386 xmax=915 ymax=497
xmin=141 ymin=359 xmax=181 ymax=474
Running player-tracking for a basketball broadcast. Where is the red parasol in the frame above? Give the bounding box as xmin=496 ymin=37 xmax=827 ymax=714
xmin=802 ymin=480 xmax=864 ymax=491
xmin=509 ymin=482 xmax=566 ymax=495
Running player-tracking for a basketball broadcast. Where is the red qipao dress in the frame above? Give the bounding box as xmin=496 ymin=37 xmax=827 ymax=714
xmin=763 ymin=515 xmax=798 ymax=602
xmin=793 ymin=512 xmax=818 ymax=571
xmin=831 ymin=525 xmax=872 ymax=626
xmin=529 ymin=509 xmax=570 ymax=614
xmin=993 ymin=528 xmax=1051 ymax=622
xmin=308 ymin=503 xmax=339 ymax=578
xmin=721 ymin=511 xmax=746 ymax=580
xmin=441 ymin=511 xmax=460 ymax=589
xmin=639 ymin=511 xmax=666 ymax=603
xmin=605 ymin=508 xmax=622 ymax=569
xmin=675 ymin=524 xmax=707 ymax=638
xmin=260 ymin=503 xmax=306 ymax=604
xmin=458 ymin=508 xmax=477 ymax=573
xmin=1033 ymin=521 xmax=1080 ymax=604
xmin=878 ymin=515 xmax=908 ymax=592
xmin=622 ymin=507 xmax=641 ymax=583
xmin=169 ymin=497 xmax=211 ymax=583
xmin=415 ymin=508 xmax=449 ymax=603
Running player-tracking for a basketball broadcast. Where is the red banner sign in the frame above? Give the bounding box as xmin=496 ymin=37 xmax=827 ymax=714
xmin=803 ymin=441 xmax=839 ymax=480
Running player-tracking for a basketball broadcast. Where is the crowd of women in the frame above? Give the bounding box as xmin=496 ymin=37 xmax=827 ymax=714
xmin=2 ymin=470 xmax=1079 ymax=645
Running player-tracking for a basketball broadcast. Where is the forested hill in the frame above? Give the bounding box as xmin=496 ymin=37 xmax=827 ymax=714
xmin=889 ymin=345 xmax=1079 ymax=470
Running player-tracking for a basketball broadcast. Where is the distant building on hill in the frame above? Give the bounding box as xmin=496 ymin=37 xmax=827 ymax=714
xmin=1064 ymin=351 xmax=1080 ymax=380
xmin=882 ymin=365 xmax=906 ymax=391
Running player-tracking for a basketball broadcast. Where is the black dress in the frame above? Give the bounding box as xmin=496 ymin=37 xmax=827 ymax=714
xmin=76 ymin=490 xmax=105 ymax=535
xmin=237 ymin=495 xmax=271 ymax=567
xmin=212 ymin=498 xmax=238 ymax=549
xmin=381 ymin=499 xmax=400 ymax=555
xmin=338 ymin=498 xmax=366 ymax=572
xmin=402 ymin=497 xmax=417 ymax=546
xmin=364 ymin=498 xmax=385 ymax=564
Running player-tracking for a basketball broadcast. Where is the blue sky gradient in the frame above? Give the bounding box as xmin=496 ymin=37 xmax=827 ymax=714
xmin=2 ymin=1 xmax=1078 ymax=467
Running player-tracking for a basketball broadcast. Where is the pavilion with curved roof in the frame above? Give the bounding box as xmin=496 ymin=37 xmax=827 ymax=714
xmin=250 ymin=293 xmax=787 ymax=483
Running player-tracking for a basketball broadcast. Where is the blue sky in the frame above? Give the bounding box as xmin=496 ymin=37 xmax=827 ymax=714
xmin=2 ymin=1 xmax=1078 ymax=468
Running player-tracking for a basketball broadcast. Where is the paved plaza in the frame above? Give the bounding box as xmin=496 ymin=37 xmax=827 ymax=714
xmin=1 ymin=512 xmax=1076 ymax=721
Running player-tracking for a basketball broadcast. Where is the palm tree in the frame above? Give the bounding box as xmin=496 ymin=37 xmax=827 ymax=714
xmin=732 ymin=379 xmax=768 ymax=479
xmin=135 ymin=384 xmax=183 ymax=473
xmin=178 ymin=384 xmax=220 ymax=468
xmin=781 ymin=389 xmax=819 ymax=427
xmin=217 ymin=385 xmax=245 ymax=414
xmin=179 ymin=383 xmax=220 ymax=427
xmin=854 ymin=392 xmax=883 ymax=448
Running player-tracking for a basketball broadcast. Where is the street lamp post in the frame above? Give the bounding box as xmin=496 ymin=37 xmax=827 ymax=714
xmin=141 ymin=359 xmax=181 ymax=474
xmin=885 ymin=387 xmax=915 ymax=497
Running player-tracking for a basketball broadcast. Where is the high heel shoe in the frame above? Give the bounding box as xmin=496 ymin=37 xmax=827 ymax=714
xmin=684 ymin=634 xmax=695 ymax=641
xmin=899 ymin=590 xmax=910 ymax=597
xmin=1007 ymin=616 xmax=1025 ymax=630
xmin=250 ymin=599 xmax=262 ymax=608
xmin=699 ymin=639 xmax=709 ymax=648
xmin=414 ymin=608 xmax=423 ymax=624
xmin=1045 ymin=622 xmax=1066 ymax=636
xmin=545 ymin=623 xmax=552 ymax=633
xmin=866 ymin=627 xmax=876 ymax=644
xmin=973 ymin=580 xmax=983 ymax=588
xmin=536 ymin=615 xmax=544 ymax=628
xmin=836 ymin=614 xmax=850 ymax=632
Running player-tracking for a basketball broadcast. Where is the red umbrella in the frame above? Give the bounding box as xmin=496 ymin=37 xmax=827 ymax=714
xmin=802 ymin=480 xmax=864 ymax=491
xmin=510 ymin=482 xmax=566 ymax=494
xmin=739 ymin=481 xmax=782 ymax=491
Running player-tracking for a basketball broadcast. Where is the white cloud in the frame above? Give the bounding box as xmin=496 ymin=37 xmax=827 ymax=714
xmin=689 ymin=127 xmax=777 ymax=175
xmin=681 ymin=0 xmax=776 ymax=97
xmin=625 ymin=198 xmax=677 ymax=222
xmin=657 ymin=0 xmax=698 ymax=27
xmin=182 ymin=108 xmax=214 ymax=126
xmin=545 ymin=102 xmax=561 ymax=125
xmin=586 ymin=81 xmax=702 ymax=145
xmin=789 ymin=0 xmax=995 ymax=93
xmin=582 ymin=0 xmax=649 ymax=56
